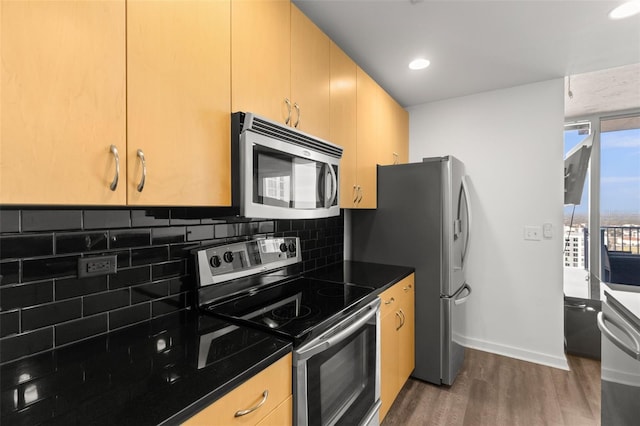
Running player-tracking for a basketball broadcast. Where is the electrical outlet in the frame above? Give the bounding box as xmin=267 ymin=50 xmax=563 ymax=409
xmin=543 ymin=223 xmax=553 ymax=239
xmin=524 ymin=225 xmax=542 ymax=241
xmin=78 ymin=255 xmax=118 ymax=277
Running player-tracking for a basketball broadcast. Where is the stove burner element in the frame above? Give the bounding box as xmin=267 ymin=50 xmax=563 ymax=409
xmin=317 ymin=287 xmax=346 ymax=298
xmin=272 ymin=304 xmax=312 ymax=320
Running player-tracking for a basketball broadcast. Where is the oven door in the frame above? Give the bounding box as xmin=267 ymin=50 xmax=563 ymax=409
xmin=240 ymin=130 xmax=340 ymax=219
xmin=294 ymin=299 xmax=381 ymax=426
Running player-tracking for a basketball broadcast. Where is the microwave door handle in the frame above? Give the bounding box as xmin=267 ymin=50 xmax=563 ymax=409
xmin=325 ymin=163 xmax=338 ymax=208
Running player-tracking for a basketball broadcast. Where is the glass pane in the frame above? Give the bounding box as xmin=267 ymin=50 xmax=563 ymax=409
xmin=563 ymin=126 xmax=591 ymax=298
xmin=600 ymin=115 xmax=640 ymax=286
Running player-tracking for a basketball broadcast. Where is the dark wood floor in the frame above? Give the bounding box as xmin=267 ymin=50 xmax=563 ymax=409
xmin=382 ymin=349 xmax=601 ymax=426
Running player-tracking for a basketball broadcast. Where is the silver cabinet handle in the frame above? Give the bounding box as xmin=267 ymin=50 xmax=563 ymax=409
xmin=395 ymin=311 xmax=402 ymax=330
xmin=597 ymin=312 xmax=640 ymax=360
xmin=356 ymin=186 xmax=363 ymax=203
xmin=234 ymin=390 xmax=269 ymax=417
xmin=403 ymin=284 xmax=412 ymax=292
xmin=384 ymin=297 xmax=395 ymax=305
xmin=399 ymin=309 xmax=406 ymax=328
xmin=393 ymin=152 xmax=399 ymax=165
xmin=293 ymin=102 xmax=301 ymax=128
xmin=136 ymin=149 xmax=146 ymax=192
xmin=352 ymin=185 xmax=358 ymax=204
xmin=109 ymin=145 xmax=120 ymax=191
xmin=284 ymin=98 xmax=292 ymax=125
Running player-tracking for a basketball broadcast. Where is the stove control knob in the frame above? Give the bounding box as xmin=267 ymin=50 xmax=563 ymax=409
xmin=288 ymin=243 xmax=296 ymax=253
xmin=209 ymin=255 xmax=221 ymax=268
xmin=279 ymin=243 xmax=288 ymax=252
xmin=223 ymin=251 xmax=234 ymax=263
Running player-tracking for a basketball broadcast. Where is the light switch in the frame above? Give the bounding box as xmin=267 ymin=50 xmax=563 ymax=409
xmin=524 ymin=225 xmax=542 ymax=241
xmin=543 ymin=223 xmax=553 ymax=239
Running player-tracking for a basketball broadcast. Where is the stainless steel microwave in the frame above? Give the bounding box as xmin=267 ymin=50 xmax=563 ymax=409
xmin=231 ymin=112 xmax=343 ymax=219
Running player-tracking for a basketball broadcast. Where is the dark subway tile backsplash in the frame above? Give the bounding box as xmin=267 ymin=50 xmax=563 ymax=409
xmin=0 ymin=234 xmax=53 ymax=259
xmin=22 ymin=256 xmax=78 ymax=282
xmin=0 ymin=281 xmax=54 ymax=310
xmin=0 ymin=311 xmax=19 ymax=338
xmin=0 ymin=207 xmax=343 ymax=365
xmin=22 ymin=210 xmax=82 ymax=232
xmin=0 ymin=261 xmax=20 ymax=285
xmin=56 ymin=231 xmax=108 ymax=254
xmin=0 ymin=210 xmax=20 ymax=233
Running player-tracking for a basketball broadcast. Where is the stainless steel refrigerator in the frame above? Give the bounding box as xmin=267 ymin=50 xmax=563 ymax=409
xmin=351 ymin=156 xmax=472 ymax=385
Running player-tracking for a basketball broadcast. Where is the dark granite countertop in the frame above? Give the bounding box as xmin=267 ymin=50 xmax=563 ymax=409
xmin=0 ymin=310 xmax=291 ymax=426
xmin=0 ymin=261 xmax=411 ymax=426
xmin=305 ymin=261 xmax=414 ymax=293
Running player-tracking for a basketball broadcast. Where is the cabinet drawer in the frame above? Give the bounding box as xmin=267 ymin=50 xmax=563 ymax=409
xmin=255 ymin=396 xmax=292 ymax=426
xmin=379 ymin=275 xmax=413 ymax=318
xmin=183 ymin=353 xmax=292 ymax=426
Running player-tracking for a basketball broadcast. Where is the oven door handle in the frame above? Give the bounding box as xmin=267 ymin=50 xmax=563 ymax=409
xmin=295 ymin=302 xmax=379 ymax=361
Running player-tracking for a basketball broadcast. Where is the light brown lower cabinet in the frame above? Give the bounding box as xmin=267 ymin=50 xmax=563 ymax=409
xmin=379 ymin=274 xmax=415 ymax=421
xmin=183 ymin=353 xmax=292 ymax=426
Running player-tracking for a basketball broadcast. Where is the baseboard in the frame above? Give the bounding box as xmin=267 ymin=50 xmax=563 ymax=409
xmin=457 ymin=335 xmax=570 ymax=371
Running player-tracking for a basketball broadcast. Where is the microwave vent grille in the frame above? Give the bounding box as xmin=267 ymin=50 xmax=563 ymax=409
xmin=248 ymin=116 xmax=343 ymax=159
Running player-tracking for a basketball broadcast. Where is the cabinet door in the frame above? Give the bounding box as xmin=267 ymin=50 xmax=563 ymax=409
xmin=377 ymin=89 xmax=397 ymax=167
xmin=330 ymin=42 xmax=358 ymax=209
xmin=127 ymin=0 xmax=231 ymax=206
xmin=232 ymin=0 xmax=291 ymax=124
xmin=398 ymin=276 xmax=415 ymax=382
xmin=290 ymin=4 xmax=330 ymax=140
xmin=356 ymin=68 xmax=380 ymax=208
xmin=380 ymin=307 xmax=401 ymax=421
xmin=378 ymin=90 xmax=409 ymax=166
xmin=393 ymin=101 xmax=409 ymax=164
xmin=1 ymin=0 xmax=126 ymax=205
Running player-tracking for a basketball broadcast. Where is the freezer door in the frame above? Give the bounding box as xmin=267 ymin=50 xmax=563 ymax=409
xmin=441 ymin=282 xmax=471 ymax=385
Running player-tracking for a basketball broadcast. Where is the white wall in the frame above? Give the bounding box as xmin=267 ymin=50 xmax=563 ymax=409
xmin=408 ymin=79 xmax=568 ymax=370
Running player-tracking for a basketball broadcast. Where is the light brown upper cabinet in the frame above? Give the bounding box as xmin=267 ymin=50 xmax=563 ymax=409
xmin=1 ymin=0 xmax=126 ymax=205
xmin=378 ymin=90 xmax=409 ymax=166
xmin=127 ymin=0 xmax=231 ymax=206
xmin=232 ymin=1 xmax=330 ymax=141
xmin=330 ymin=42 xmax=363 ymax=209
xmin=290 ymin=4 xmax=330 ymax=140
xmin=355 ymin=67 xmax=381 ymax=209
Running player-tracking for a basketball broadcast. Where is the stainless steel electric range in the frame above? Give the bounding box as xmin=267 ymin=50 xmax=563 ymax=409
xmin=194 ymin=237 xmax=381 ymax=426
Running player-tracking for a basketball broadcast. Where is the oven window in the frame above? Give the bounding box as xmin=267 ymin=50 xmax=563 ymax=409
xmin=306 ymin=323 xmax=376 ymax=426
xmin=253 ymin=146 xmax=339 ymax=210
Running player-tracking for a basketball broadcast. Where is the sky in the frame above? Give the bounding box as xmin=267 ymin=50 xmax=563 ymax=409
xmin=564 ymin=126 xmax=640 ymax=219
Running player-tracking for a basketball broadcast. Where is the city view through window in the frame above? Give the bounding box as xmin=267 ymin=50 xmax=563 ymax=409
xmin=564 ymin=115 xmax=640 ymax=298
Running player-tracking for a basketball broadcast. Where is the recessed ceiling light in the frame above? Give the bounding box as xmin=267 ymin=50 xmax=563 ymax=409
xmin=409 ymin=58 xmax=430 ymax=70
xmin=609 ymin=1 xmax=640 ymax=19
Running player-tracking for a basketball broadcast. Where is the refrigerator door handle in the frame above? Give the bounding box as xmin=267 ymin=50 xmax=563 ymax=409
xmin=453 ymin=282 xmax=472 ymax=305
xmin=597 ymin=312 xmax=640 ymax=360
xmin=461 ymin=175 xmax=472 ymax=264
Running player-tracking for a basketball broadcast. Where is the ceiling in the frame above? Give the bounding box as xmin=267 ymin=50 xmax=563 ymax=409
xmin=294 ymin=0 xmax=640 ymax=113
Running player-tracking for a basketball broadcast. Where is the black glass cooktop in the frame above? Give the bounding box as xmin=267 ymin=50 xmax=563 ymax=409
xmin=205 ymin=277 xmax=375 ymax=345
